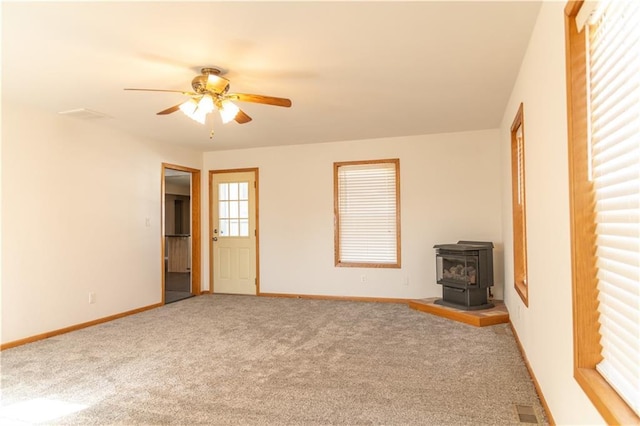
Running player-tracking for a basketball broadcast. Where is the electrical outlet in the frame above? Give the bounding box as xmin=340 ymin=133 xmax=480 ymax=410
xmin=145 ymin=218 xmax=151 ymax=227
xmin=89 ymin=292 xmax=96 ymax=304
xmin=403 ymin=276 xmax=409 ymax=286
xmin=360 ymin=275 xmax=367 ymax=283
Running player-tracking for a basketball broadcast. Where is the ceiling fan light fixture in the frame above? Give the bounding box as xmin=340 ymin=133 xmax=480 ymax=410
xmin=198 ymin=95 xmax=215 ymax=114
xmin=219 ymin=100 xmax=240 ymax=124
xmin=125 ymin=66 xmax=291 ymax=132
xmin=179 ymin=98 xmax=198 ymax=116
xmin=191 ymin=108 xmax=208 ymax=124
xmin=179 ymin=98 xmax=208 ymax=124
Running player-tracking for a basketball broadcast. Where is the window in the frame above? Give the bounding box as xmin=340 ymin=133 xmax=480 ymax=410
xmin=510 ymin=103 xmax=529 ymax=306
xmin=334 ymin=159 xmax=401 ymax=268
xmin=565 ymin=0 xmax=640 ymax=423
xmin=218 ymin=181 xmax=250 ymax=237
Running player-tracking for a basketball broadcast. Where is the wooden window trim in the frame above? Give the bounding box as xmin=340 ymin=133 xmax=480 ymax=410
xmin=564 ymin=1 xmax=640 ymax=424
xmin=333 ymin=159 xmax=401 ymax=269
xmin=510 ymin=103 xmax=529 ymax=306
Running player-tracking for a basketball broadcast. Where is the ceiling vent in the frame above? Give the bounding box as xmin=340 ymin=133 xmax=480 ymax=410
xmin=58 ymin=108 xmax=111 ymax=120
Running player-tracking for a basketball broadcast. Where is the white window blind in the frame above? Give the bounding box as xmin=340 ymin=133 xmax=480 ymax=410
xmin=337 ymin=161 xmax=398 ymax=265
xmin=588 ymin=0 xmax=640 ymax=415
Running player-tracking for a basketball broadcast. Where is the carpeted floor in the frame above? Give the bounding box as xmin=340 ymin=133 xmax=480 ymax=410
xmin=0 ymin=295 xmax=547 ymax=425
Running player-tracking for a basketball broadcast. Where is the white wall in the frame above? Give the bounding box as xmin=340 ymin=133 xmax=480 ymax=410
xmin=1 ymin=101 xmax=201 ymax=344
xmin=500 ymin=2 xmax=604 ymax=424
xmin=203 ymin=130 xmax=503 ymax=300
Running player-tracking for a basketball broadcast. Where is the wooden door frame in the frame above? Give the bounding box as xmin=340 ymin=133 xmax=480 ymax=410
xmin=209 ymin=168 xmax=259 ymax=295
xmin=162 ymin=163 xmax=201 ymax=303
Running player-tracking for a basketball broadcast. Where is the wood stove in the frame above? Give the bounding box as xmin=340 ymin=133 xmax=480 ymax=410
xmin=433 ymin=241 xmax=494 ymax=310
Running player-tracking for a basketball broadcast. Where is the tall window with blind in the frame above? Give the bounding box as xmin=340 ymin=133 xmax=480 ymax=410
xmin=565 ymin=0 xmax=640 ymax=423
xmin=334 ymin=159 xmax=401 ymax=268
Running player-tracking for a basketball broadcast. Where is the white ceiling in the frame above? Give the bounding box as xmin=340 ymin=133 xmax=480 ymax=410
xmin=2 ymin=1 xmax=541 ymax=152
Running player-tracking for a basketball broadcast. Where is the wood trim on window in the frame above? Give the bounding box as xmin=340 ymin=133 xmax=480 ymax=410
xmin=564 ymin=2 xmax=640 ymax=424
xmin=510 ymin=103 xmax=529 ymax=306
xmin=333 ymin=159 xmax=401 ymax=269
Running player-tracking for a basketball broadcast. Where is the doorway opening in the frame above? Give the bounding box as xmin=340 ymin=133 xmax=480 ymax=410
xmin=162 ymin=163 xmax=201 ymax=304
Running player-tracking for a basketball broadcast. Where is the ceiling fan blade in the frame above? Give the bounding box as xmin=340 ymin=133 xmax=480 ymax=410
xmin=227 ymin=93 xmax=292 ymax=107
xmin=157 ymin=103 xmax=184 ymax=115
xmin=234 ymin=109 xmax=253 ymax=124
xmin=124 ymin=88 xmax=196 ymax=96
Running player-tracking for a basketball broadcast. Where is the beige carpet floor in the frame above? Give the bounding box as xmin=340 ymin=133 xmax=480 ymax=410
xmin=0 ymin=295 xmax=547 ymax=425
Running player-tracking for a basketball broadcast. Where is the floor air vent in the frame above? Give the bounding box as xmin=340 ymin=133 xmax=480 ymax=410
xmin=514 ymin=404 xmax=539 ymax=424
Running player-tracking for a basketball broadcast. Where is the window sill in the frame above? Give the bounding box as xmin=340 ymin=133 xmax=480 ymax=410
xmin=575 ymin=367 xmax=639 ymax=425
xmin=336 ymin=261 xmax=401 ymax=269
xmin=515 ymin=281 xmax=529 ymax=306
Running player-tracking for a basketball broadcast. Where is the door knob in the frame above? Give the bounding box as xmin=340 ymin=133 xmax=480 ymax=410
xmin=213 ymin=237 xmax=218 ymax=241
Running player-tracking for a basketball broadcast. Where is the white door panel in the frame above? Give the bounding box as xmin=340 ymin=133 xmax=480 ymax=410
xmin=212 ymin=171 xmax=256 ymax=295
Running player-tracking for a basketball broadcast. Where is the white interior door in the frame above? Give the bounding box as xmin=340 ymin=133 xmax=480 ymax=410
xmin=211 ymin=171 xmax=257 ymax=295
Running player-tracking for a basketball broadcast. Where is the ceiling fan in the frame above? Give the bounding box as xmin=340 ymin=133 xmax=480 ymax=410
xmin=124 ymin=67 xmax=292 ymax=127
